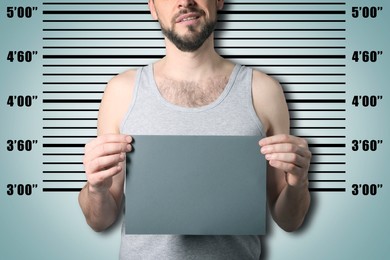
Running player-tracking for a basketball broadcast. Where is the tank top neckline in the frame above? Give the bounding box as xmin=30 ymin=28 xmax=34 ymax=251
xmin=147 ymin=63 xmax=242 ymax=112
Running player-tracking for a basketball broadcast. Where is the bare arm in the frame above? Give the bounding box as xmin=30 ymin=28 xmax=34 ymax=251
xmin=78 ymin=134 xmax=131 ymax=231
xmin=261 ymin=135 xmax=311 ymax=232
xmin=78 ymin=71 xmax=136 ymax=232
xmin=252 ymin=70 xmax=311 ymax=232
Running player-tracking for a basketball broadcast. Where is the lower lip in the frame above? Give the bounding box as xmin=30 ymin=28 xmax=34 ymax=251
xmin=178 ymin=17 xmax=200 ymax=26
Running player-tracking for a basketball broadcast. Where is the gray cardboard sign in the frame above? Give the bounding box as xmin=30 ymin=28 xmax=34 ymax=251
xmin=125 ymin=135 xmax=267 ymax=235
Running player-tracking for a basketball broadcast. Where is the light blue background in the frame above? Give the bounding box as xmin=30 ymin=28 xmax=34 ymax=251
xmin=1 ymin=0 xmax=389 ymax=259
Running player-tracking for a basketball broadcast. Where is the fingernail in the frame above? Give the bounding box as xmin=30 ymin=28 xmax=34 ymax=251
xmin=126 ymin=135 xmax=132 ymax=143
xmin=261 ymin=147 xmax=268 ymax=154
xmin=126 ymin=144 xmax=131 ymax=151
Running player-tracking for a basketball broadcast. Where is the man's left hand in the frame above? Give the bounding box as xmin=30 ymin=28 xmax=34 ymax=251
xmin=259 ymin=134 xmax=311 ymax=188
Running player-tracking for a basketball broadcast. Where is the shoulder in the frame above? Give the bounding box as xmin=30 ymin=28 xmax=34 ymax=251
xmin=252 ymin=69 xmax=284 ymax=101
xmin=97 ymin=69 xmax=139 ymax=135
xmin=251 ymin=68 xmax=289 ymax=136
xmin=105 ymin=69 xmax=138 ymax=94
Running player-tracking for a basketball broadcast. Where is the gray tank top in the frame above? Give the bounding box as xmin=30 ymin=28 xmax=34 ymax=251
xmin=120 ymin=63 xmax=265 ymax=260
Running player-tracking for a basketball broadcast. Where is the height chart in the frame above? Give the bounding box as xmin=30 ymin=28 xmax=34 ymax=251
xmin=1 ymin=0 xmax=388 ymax=259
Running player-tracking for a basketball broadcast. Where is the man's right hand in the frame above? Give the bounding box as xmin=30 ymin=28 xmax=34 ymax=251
xmin=83 ymin=134 xmax=132 ymax=193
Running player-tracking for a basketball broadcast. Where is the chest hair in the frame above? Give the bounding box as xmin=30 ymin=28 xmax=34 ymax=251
xmin=156 ymin=76 xmax=229 ymax=108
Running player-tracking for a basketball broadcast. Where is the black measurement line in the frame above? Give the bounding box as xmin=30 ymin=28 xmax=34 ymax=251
xmin=42 ymin=180 xmax=85 ymax=183
xmin=219 ymin=2 xmax=348 ymax=5
xmin=43 ymin=136 xmax=96 ymax=138
xmin=43 ymin=126 xmax=97 ymax=130
xmin=309 ymin=180 xmax=346 ymax=182
xmin=286 ymin=99 xmax=345 ymax=103
xmin=291 ymin=127 xmax=345 ymax=129
xmin=46 ymin=108 xmax=97 ymax=112
xmin=43 ymin=143 xmax=85 ymax=148
xmin=285 ymin=91 xmax=345 ymax=94
xmin=292 ymin=128 xmax=345 ymax=131
xmin=274 ymin=74 xmax=346 ymax=76
xmin=310 ymin=162 xmax=346 ymax=165
xmin=42 ymin=54 xmax=345 ymax=59
xmin=290 ymin=118 xmax=346 ymax=120
xmin=42 ymin=2 xmax=346 ymax=5
xmin=42 ymin=46 xmax=346 ymax=49
xmin=42 ymin=73 xmax=346 ymax=77
xmin=308 ymin=144 xmax=345 ymax=148
xmin=45 ymin=117 xmax=346 ymax=121
xmin=43 ymin=118 xmax=97 ymax=120
xmin=44 ymin=179 xmax=345 ymax=183
xmin=311 ymin=153 xmax=346 ymax=156
xmin=42 ymin=188 xmax=82 ymax=192
xmin=289 ymin=109 xmax=346 ymax=112
xmin=309 ymin=188 xmax=346 ymax=192
xmin=43 ymin=73 xmax=116 ymax=76
xmin=43 ymin=64 xmax=144 ymax=67
xmin=42 ymin=82 xmax=345 ymax=85
xmin=43 ymin=162 xmax=83 ymax=165
xmin=42 ymin=99 xmax=101 ymax=103
xmin=43 ymin=153 xmax=84 ymax=156
xmin=310 ymin=171 xmax=346 ymax=174
xmin=42 ymin=10 xmax=346 ymax=15
xmin=299 ymin=136 xmax=346 ymax=138
xmin=43 ymin=171 xmax=85 ymax=173
xmin=43 ymin=28 xmax=346 ymax=32
xmin=43 ymin=127 xmax=97 ymax=129
xmin=43 ymin=91 xmax=104 ymax=94
xmin=41 ymin=187 xmax=346 ymax=193
xmin=255 ymin=65 xmax=346 ymax=67
xmin=43 ymin=37 xmax=346 ymax=40
xmin=42 ymin=153 xmax=346 ymax=157
xmin=41 ymin=153 xmax=346 ymax=157
xmin=282 ymin=82 xmax=345 ymax=85
xmin=43 ymin=82 xmax=105 ymax=85
xmin=42 ymin=64 xmax=346 ymax=67
xmin=43 ymin=19 xmax=346 ymax=23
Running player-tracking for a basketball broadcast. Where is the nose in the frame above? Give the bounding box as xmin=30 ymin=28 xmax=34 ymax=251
xmin=177 ymin=0 xmax=196 ymax=8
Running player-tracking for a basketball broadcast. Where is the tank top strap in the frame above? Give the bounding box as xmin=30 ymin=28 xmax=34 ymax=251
xmin=221 ymin=65 xmax=253 ymax=105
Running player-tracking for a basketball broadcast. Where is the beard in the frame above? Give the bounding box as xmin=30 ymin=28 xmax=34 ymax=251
xmin=159 ymin=9 xmax=217 ymax=52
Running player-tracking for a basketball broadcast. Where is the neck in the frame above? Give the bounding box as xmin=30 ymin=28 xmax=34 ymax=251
xmin=157 ymin=34 xmax=225 ymax=81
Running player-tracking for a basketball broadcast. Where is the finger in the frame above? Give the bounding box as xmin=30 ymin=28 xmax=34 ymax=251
xmin=261 ymin=143 xmax=310 ymax=158
xmin=268 ymin=159 xmax=304 ymax=176
xmin=84 ymin=142 xmax=131 ymax=163
xmin=85 ymin=152 xmax=126 ymax=174
xmin=265 ymin=152 xmax=309 ymax=170
xmin=259 ymin=134 xmax=307 ymax=147
xmin=85 ymin=134 xmax=132 ymax=152
xmin=87 ymin=164 xmax=123 ymax=186
xmin=96 ymin=142 xmax=132 ymax=157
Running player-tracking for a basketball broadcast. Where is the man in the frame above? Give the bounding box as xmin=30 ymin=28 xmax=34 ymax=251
xmin=79 ymin=0 xmax=311 ymax=259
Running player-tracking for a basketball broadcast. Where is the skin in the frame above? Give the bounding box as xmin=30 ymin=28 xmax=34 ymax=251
xmin=79 ymin=0 xmax=311 ymax=233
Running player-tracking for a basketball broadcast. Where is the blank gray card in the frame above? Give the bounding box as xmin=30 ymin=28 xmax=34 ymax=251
xmin=125 ymin=135 xmax=267 ymax=235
